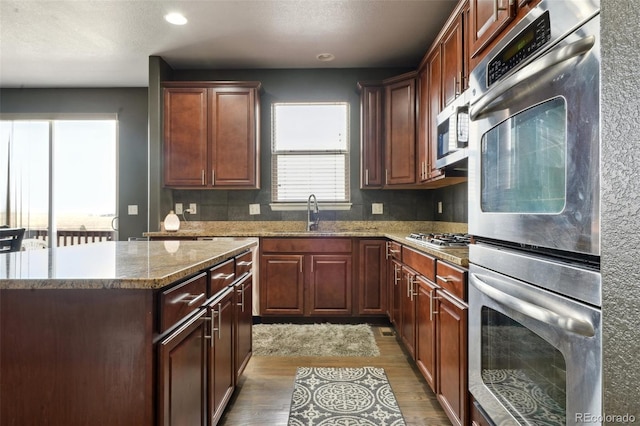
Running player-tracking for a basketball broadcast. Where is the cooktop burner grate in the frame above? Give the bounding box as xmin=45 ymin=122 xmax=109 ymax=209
xmin=406 ymin=233 xmax=470 ymax=248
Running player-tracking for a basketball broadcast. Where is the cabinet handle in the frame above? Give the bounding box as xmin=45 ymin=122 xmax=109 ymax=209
xmin=365 ymin=169 xmax=369 ymax=186
xmin=429 ymin=290 xmax=440 ymax=321
xmin=212 ymin=169 xmax=215 ymax=186
xmin=436 ymin=274 xmax=451 ymax=283
xmin=203 ymin=313 xmax=215 ymax=347
xmin=454 ymin=76 xmax=461 ymax=96
xmin=213 ymin=272 xmax=235 ymax=281
xmin=237 ymin=283 xmax=245 ymax=312
xmin=214 ymin=303 xmax=222 ymax=340
xmin=385 ymin=241 xmax=390 ymax=259
xmin=496 ymin=0 xmax=509 ymax=11
xmin=394 ymin=265 xmax=401 ymax=286
xmin=176 ymin=292 xmax=205 ymax=306
xmin=385 ymin=169 xmax=388 ymax=185
xmin=201 ymin=169 xmax=205 ymax=186
xmin=237 ymin=260 xmax=253 ymax=268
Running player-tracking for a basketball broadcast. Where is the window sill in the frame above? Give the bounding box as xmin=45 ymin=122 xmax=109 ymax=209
xmin=269 ymin=202 xmax=352 ymax=211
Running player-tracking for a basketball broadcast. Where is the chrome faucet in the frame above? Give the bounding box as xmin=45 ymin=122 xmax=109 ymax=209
xmin=307 ymin=194 xmax=320 ymax=231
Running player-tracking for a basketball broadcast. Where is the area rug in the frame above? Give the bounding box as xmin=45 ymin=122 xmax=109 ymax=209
xmin=288 ymin=367 xmax=406 ymax=426
xmin=253 ymin=323 xmax=380 ymax=357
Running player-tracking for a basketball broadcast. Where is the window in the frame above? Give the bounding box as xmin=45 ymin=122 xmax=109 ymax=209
xmin=0 ymin=117 xmax=117 ymax=244
xmin=271 ymin=103 xmax=350 ymax=205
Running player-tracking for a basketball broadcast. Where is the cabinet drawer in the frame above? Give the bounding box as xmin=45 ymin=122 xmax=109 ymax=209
xmin=387 ymin=241 xmax=402 ymax=261
xmin=235 ymin=250 xmax=253 ymax=277
xmin=261 ymin=238 xmax=352 ymax=253
xmin=436 ymin=261 xmax=467 ymax=301
xmin=402 ymin=246 xmax=436 ymax=281
xmin=159 ymin=272 xmax=207 ymax=333
xmin=209 ymin=259 xmax=235 ymax=297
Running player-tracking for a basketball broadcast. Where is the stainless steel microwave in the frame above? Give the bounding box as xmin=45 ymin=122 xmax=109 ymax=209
xmin=435 ymin=89 xmax=470 ymax=169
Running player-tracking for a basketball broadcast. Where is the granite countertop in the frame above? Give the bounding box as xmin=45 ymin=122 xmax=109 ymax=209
xmin=0 ymin=238 xmax=258 ymax=290
xmin=145 ymin=221 xmax=469 ymax=267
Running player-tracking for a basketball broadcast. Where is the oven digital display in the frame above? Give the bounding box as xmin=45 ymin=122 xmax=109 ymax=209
xmin=487 ymin=11 xmax=551 ymax=87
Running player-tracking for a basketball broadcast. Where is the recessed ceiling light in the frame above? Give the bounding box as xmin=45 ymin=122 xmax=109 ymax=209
xmin=316 ymin=53 xmax=335 ymax=62
xmin=165 ymin=12 xmax=187 ymax=25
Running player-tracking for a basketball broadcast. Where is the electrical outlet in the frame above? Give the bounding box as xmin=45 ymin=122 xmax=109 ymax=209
xmin=249 ymin=204 xmax=260 ymax=215
xmin=437 ymin=201 xmax=443 ymax=214
xmin=189 ymin=203 xmax=197 ymax=214
xmin=175 ymin=203 xmax=183 ymax=214
xmin=372 ymin=203 xmax=383 ymax=215
xmin=127 ymin=205 xmax=138 ymax=215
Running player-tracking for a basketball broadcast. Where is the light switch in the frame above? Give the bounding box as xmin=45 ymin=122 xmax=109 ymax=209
xmin=128 ymin=205 xmax=138 ymax=215
xmin=175 ymin=203 xmax=183 ymax=214
xmin=249 ymin=204 xmax=260 ymax=215
xmin=372 ymin=203 xmax=383 ymax=215
xmin=437 ymin=201 xmax=443 ymax=214
xmin=189 ymin=203 xmax=197 ymax=214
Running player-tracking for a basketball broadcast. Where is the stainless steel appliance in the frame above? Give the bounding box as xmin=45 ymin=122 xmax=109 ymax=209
xmin=467 ymin=0 xmax=602 ymax=424
xmin=436 ymin=90 xmax=470 ymax=169
xmin=405 ymin=232 xmax=470 ymax=249
xmin=468 ymin=0 xmax=601 ymax=257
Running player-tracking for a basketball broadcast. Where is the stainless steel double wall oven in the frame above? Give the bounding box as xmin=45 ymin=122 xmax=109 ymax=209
xmin=467 ymin=0 xmax=602 ymax=424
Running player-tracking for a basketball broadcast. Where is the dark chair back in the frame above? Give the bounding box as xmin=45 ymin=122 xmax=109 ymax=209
xmin=0 ymin=228 xmax=26 ymax=253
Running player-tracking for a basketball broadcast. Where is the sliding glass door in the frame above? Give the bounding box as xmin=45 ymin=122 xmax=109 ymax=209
xmin=1 ymin=118 xmax=117 ymax=247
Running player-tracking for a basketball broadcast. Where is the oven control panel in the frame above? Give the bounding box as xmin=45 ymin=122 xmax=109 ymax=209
xmin=487 ymin=11 xmax=551 ymax=87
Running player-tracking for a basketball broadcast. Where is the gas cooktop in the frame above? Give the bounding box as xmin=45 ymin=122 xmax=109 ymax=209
xmin=405 ymin=233 xmax=470 ymax=249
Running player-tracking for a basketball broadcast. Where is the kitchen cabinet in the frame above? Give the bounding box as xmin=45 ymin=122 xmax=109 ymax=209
xmin=469 ymin=0 xmax=516 ymax=59
xmin=417 ymin=49 xmax=444 ymax=182
xmin=386 ymin=241 xmax=403 ymax=326
xmin=400 ymin=265 xmax=418 ymax=358
xmin=207 ymin=287 xmax=235 ymax=425
xmin=384 ymin=72 xmax=417 ymax=186
xmin=260 ymin=238 xmax=352 ymax=316
xmin=234 ymin=252 xmax=253 ymax=380
xmin=415 ymin=275 xmax=438 ymax=392
xmin=163 ymin=81 xmax=261 ymax=189
xmin=357 ymin=239 xmax=388 ymax=315
xmin=358 ymin=83 xmax=385 ymax=189
xmin=441 ymin=11 xmax=466 ymax=107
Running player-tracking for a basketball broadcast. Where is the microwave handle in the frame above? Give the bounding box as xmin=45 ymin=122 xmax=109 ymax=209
xmin=470 ymin=272 xmax=596 ymax=338
xmin=469 ymin=35 xmax=595 ymax=120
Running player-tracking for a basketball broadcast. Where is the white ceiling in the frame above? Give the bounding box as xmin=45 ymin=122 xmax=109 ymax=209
xmin=0 ymin=0 xmax=458 ymax=88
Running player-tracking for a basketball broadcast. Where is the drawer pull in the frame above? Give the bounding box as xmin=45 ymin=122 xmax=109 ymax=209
xmin=237 ymin=283 xmax=245 ymax=312
xmin=212 ymin=272 xmax=235 ymax=281
xmin=436 ymin=275 xmax=452 ymax=283
xmin=237 ymin=260 xmax=253 ymax=267
xmin=175 ymin=292 xmax=205 ymax=306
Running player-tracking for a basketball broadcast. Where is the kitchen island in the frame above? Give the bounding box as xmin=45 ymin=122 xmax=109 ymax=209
xmin=0 ymin=238 xmax=257 ymax=426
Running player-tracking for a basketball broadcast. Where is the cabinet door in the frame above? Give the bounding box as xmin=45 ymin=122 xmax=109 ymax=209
xmin=158 ymin=309 xmax=207 ymax=426
xmin=442 ymin=14 xmax=464 ymax=107
xmin=208 ymin=288 xmax=235 ymax=425
xmin=209 ymin=87 xmax=259 ymax=188
xmin=427 ymin=49 xmax=444 ymax=180
xmin=385 ymin=77 xmax=416 ymax=185
xmin=260 ymin=254 xmax=304 ymax=315
xmin=234 ymin=273 xmax=253 ymax=379
xmin=359 ymin=84 xmax=385 ymax=188
xmin=469 ymin=0 xmax=515 ymax=58
xmin=417 ymin=67 xmax=430 ymax=182
xmin=400 ymin=266 xmax=417 ymax=359
xmin=163 ymin=88 xmax=208 ymax=187
xmin=436 ymin=290 xmax=469 ymax=426
xmin=358 ymin=239 xmax=388 ymax=314
xmin=307 ymin=255 xmax=352 ymax=315
xmin=389 ymin=259 xmax=403 ymax=327
xmin=415 ymin=276 xmax=438 ymax=392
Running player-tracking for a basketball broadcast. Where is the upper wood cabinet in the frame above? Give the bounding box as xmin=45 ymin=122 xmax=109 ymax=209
xmin=163 ymin=81 xmax=261 ymax=189
xmin=384 ymin=72 xmax=417 ymax=186
xmin=358 ymin=83 xmax=385 ymax=189
xmin=441 ymin=12 xmax=465 ymax=107
xmin=469 ymin=0 xmax=516 ymax=59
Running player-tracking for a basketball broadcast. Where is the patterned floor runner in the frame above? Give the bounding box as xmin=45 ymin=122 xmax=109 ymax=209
xmin=288 ymin=367 xmax=406 ymax=426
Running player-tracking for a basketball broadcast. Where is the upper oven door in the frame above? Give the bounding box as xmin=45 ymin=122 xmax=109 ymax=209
xmin=468 ymin=3 xmax=600 ymax=256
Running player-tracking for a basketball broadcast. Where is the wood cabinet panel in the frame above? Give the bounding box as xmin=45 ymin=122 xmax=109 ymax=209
xmin=436 ymin=290 xmax=469 ymax=426
xmin=158 ymin=309 xmax=207 ymax=426
xmin=416 ymin=276 xmax=438 ymax=392
xmin=235 ymin=249 xmax=253 ymax=277
xmin=209 ymin=259 xmax=235 ymax=297
xmin=359 ymin=83 xmax=385 ymax=188
xmin=163 ymin=88 xmax=208 ymax=187
xmin=427 ymin=49 xmax=444 ymax=181
xmin=442 ymin=14 xmax=465 ymax=107
xmin=261 ymin=237 xmax=352 ymax=253
xmin=469 ymin=0 xmax=516 ymax=59
xmin=308 ymin=255 xmax=352 ymax=315
xmin=234 ymin=273 xmax=253 ymax=380
xmin=159 ymin=272 xmax=207 ymax=333
xmin=400 ymin=266 xmax=417 ymax=359
xmin=209 ymin=87 xmax=258 ymax=187
xmin=436 ymin=261 xmax=468 ymax=301
xmin=389 ymin=258 xmax=403 ymax=328
xmin=402 ymin=246 xmax=436 ymax=281
xmin=385 ymin=75 xmax=416 ymax=185
xmin=358 ymin=239 xmax=388 ymax=315
xmin=260 ymin=254 xmax=305 ymax=315
xmin=208 ymin=288 xmax=235 ymax=425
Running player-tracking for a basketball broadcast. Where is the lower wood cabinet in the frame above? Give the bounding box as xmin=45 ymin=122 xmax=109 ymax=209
xmin=234 ymin=272 xmax=253 ymax=380
xmin=208 ymin=287 xmax=235 ymax=425
xmin=400 ymin=265 xmax=418 ymax=359
xmin=357 ymin=239 xmax=388 ymax=315
xmin=415 ymin=275 xmax=438 ymax=391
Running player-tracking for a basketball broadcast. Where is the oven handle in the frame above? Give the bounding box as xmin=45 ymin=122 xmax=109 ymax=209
xmin=469 ymin=35 xmax=595 ymax=120
xmin=470 ymin=272 xmax=595 ymax=338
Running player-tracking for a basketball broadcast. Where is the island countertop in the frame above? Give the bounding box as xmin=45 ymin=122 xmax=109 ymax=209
xmin=0 ymin=238 xmax=258 ymax=290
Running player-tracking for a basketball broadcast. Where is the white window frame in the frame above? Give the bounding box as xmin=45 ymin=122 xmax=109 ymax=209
xmin=270 ymin=102 xmax=351 ymax=211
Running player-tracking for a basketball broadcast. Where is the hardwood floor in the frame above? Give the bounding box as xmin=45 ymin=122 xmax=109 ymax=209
xmin=219 ymin=325 xmax=452 ymax=425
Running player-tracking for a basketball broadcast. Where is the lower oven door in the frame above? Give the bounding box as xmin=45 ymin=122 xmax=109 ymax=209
xmin=469 ymin=264 xmax=602 ymax=425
